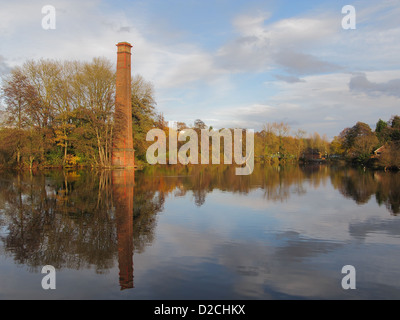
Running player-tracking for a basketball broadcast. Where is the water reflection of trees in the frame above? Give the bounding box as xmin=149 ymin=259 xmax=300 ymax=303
xmin=137 ymin=164 xmax=328 ymax=203
xmin=375 ymin=173 xmax=400 ymax=215
xmin=0 ymin=164 xmax=398 ymax=277
xmin=330 ymin=167 xmax=400 ymax=215
xmin=139 ymin=164 xmax=399 ymax=215
xmin=0 ymin=169 xmax=164 ymax=276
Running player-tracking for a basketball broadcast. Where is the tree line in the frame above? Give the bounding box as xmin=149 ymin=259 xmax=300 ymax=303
xmin=0 ymin=57 xmax=399 ymax=170
xmin=183 ymin=116 xmax=399 ymax=170
xmin=0 ymin=57 xmax=161 ymax=169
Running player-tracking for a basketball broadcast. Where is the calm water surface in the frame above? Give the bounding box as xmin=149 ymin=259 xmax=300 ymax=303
xmin=0 ymin=164 xmax=399 ymax=299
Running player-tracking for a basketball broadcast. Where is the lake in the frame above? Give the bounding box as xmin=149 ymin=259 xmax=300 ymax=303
xmin=0 ymin=164 xmax=399 ymax=300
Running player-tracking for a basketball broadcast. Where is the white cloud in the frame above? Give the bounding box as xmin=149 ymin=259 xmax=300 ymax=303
xmin=1 ymin=0 xmax=400 ymax=137
xmin=156 ymin=49 xmax=223 ymax=88
xmin=0 ymin=0 xmax=221 ymax=91
xmin=215 ymin=10 xmax=341 ymax=75
xmin=274 ymin=74 xmax=305 ymax=83
xmin=266 ymin=16 xmax=338 ymax=49
xmin=232 ymin=11 xmax=271 ymax=36
xmin=209 ymin=71 xmax=400 ymax=137
xmin=0 ymin=55 xmax=10 ymax=75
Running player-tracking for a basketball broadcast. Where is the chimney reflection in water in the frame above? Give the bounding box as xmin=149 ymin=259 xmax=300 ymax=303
xmin=112 ymin=169 xmax=135 ymax=290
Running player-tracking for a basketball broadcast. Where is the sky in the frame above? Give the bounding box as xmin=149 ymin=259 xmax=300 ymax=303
xmin=0 ymin=0 xmax=399 ymax=139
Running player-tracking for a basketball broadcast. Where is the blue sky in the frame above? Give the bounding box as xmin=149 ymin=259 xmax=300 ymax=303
xmin=0 ymin=0 xmax=400 ymax=139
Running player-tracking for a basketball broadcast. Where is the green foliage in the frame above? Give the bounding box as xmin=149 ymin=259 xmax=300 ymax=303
xmin=338 ymin=121 xmax=379 ymax=164
xmin=391 ymin=116 xmax=400 ymax=129
xmin=334 ymin=116 xmax=400 ymax=168
xmin=45 ymin=147 xmax=64 ymax=166
xmin=376 ymin=119 xmax=389 ymax=143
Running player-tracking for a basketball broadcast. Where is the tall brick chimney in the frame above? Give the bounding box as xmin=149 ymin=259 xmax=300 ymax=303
xmin=112 ymin=42 xmax=135 ymax=168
